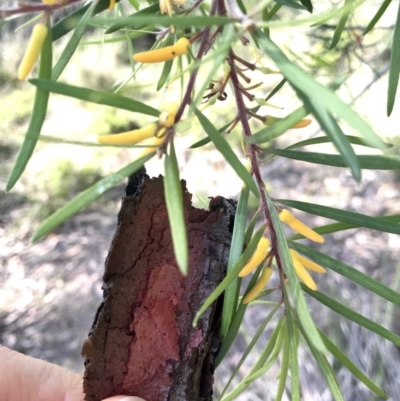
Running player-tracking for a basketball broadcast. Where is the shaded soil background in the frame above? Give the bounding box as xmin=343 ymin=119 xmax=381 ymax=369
xmin=1 ymin=1 xmax=400 ymax=400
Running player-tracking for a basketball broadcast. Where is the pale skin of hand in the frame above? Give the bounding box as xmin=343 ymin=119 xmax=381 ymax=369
xmin=0 ymin=346 xmax=145 ymax=401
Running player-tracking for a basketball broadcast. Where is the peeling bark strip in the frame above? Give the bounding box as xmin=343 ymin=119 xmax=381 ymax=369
xmin=82 ymin=173 xmax=233 ymax=401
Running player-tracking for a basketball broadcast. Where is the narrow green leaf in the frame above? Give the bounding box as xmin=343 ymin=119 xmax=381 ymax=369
xmin=220 ymin=304 xmax=280 ymax=398
xmin=189 ymin=136 xmax=212 ymax=149
xmin=221 ymin=319 xmax=284 ymax=401
xmin=254 ymin=30 xmax=386 ymax=149
xmin=276 ymin=322 xmax=290 ymax=401
xmin=290 ymin=242 xmax=400 ymax=306
xmin=296 ymin=92 xmax=361 ymax=181
xmin=105 ymin=2 xmax=160 ymax=33
xmin=248 ymin=105 xmax=308 ymax=145
xmin=363 ymin=0 xmax=392 ymax=36
xmin=92 ymin=15 xmax=236 ymax=29
xmin=193 ymin=225 xmax=265 ymax=327
xmin=300 ymin=0 xmax=313 ymax=13
xmin=299 ymin=322 xmax=344 ymax=401
xmin=29 ymin=79 xmax=159 ymax=116
xmin=265 ymin=77 xmax=287 ymax=101
xmin=302 ymin=285 xmax=400 ymax=346
xmin=247 ymin=76 xmax=347 ymax=145
xmin=285 ymin=135 xmax=392 ymax=150
xmin=215 ymin=264 xmax=270 ymax=368
xmin=157 ymin=59 xmax=173 ymax=91
xmin=265 ymin=194 xmax=327 ymax=352
xmin=31 ymin=153 xmax=153 ymax=242
xmin=189 ymin=121 xmax=234 ymax=149
xmin=277 ymin=199 xmax=400 ymax=235
xmin=193 ymin=107 xmax=259 ymax=197
xmin=52 ymin=1 xmax=96 ymax=81
xmin=164 ymin=141 xmax=188 ymax=275
xmin=387 ymin=1 xmax=400 ymax=116
xmin=282 ymin=289 xmax=300 ymax=401
xmin=270 ymin=149 xmax=400 ymax=170
xmin=221 ymin=187 xmax=249 ymax=338
xmin=329 ymin=0 xmax=351 ymax=49
xmin=319 ymin=329 xmax=388 ymax=398
xmin=51 ymin=0 xmax=120 ymax=41
xmin=7 ymin=22 xmax=52 ymax=191
xmin=275 ymin=0 xmax=306 ymax=10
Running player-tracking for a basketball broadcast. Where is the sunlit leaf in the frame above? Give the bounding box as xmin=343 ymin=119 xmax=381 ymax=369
xmin=387 ymin=1 xmax=400 ymax=116
xmin=7 ymin=23 xmax=52 ymax=191
xmin=31 ymin=153 xmax=154 ymax=242
xmin=303 ymin=286 xmax=400 ymax=346
xmin=254 ymin=30 xmax=386 ymax=149
xmin=157 ymin=59 xmax=173 ymax=91
xmin=29 ymin=79 xmax=159 ymax=116
xmin=295 ymin=92 xmax=360 ymax=181
xmin=193 ymin=107 xmax=259 ymax=197
xmin=290 ymin=242 xmax=400 ymax=306
xmin=277 ymin=199 xmax=400 ymax=234
xmin=164 ymin=141 xmax=188 ymax=275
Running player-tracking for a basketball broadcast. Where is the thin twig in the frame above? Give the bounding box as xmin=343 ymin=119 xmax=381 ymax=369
xmin=1 ymin=0 xmax=83 ymax=17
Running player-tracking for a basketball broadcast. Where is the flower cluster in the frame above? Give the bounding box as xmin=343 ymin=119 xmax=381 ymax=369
xmin=97 ymin=103 xmax=179 ymax=159
xmin=240 ymin=210 xmax=325 ymax=304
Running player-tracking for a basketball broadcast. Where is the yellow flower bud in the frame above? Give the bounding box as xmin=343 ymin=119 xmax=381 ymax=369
xmin=242 ymin=267 xmax=273 ymax=304
xmin=290 ymin=250 xmax=317 ymax=291
xmin=108 ymin=0 xmax=116 ymax=9
xmin=239 ymin=237 xmax=270 ymax=277
xmin=97 ymin=123 xmax=157 ymax=145
xmin=18 ymin=23 xmax=48 ymax=80
xmin=133 ymin=38 xmax=190 ymax=64
xmin=159 ymin=103 xmax=179 ymax=128
xmin=264 ymin=115 xmax=311 ymax=129
xmin=291 ymin=250 xmax=326 ymax=273
xmin=279 ymin=209 xmax=324 ymax=243
xmin=135 ymin=135 xmax=165 ymax=159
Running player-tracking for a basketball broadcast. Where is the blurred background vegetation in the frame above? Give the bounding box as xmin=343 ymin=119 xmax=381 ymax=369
xmin=1 ymin=1 xmax=400 ymax=400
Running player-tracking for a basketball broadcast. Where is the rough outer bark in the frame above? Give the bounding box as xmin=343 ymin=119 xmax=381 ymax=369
xmin=82 ymin=172 xmax=233 ymax=401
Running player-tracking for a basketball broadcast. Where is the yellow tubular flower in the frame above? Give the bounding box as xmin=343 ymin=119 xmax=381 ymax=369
xmin=238 ymin=237 xmax=270 ymax=277
xmin=291 ymin=251 xmax=326 ymax=273
xmin=242 ymin=267 xmax=273 ymax=304
xmin=41 ymin=0 xmax=58 ymax=4
xmin=18 ymin=23 xmax=48 ymax=80
xmin=97 ymin=123 xmax=157 ymax=145
xmin=279 ymin=209 xmax=324 ymax=243
xmin=133 ymin=135 xmax=166 ymax=160
xmin=290 ymin=250 xmax=317 ymax=291
xmin=133 ymin=38 xmax=191 ymax=64
xmin=108 ymin=0 xmax=116 ymax=9
xmin=264 ymin=115 xmax=311 ymax=129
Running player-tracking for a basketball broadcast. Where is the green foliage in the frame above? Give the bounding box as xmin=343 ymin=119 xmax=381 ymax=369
xmin=1 ymin=0 xmax=399 ymax=399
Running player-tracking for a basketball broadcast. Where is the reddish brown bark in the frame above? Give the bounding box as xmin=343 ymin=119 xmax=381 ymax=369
xmin=82 ymin=172 xmax=233 ymax=401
